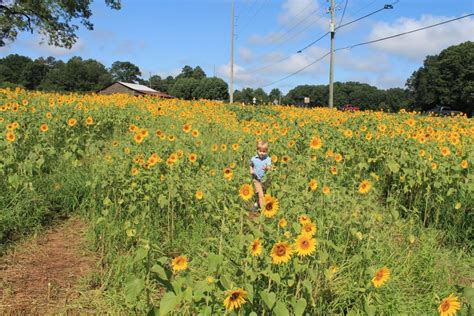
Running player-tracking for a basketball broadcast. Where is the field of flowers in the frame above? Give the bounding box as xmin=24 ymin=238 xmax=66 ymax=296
xmin=1 ymin=88 xmax=473 ymax=315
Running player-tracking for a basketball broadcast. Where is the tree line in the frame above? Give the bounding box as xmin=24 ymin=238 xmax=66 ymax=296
xmin=0 ymin=41 xmax=472 ymax=114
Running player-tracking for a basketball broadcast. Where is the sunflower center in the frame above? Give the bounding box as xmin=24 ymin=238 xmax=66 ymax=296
xmin=276 ymin=245 xmax=286 ymax=256
xmin=265 ymin=202 xmax=273 ymax=211
xmin=242 ymin=188 xmax=249 ymax=195
xmin=301 ymin=240 xmax=309 ymax=249
xmin=440 ymin=301 xmax=450 ymax=312
xmin=375 ymin=271 xmax=384 ymax=280
xmin=230 ymin=293 xmax=239 ymax=301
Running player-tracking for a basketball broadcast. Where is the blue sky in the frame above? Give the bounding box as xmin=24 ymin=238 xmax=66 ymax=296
xmin=1 ymin=0 xmax=473 ymax=93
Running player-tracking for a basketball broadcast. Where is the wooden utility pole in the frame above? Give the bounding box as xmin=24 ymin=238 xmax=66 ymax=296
xmin=328 ymin=0 xmax=335 ymax=108
xmin=229 ymin=0 xmax=235 ymax=103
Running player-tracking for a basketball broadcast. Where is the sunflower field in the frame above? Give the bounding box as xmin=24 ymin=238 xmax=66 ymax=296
xmin=1 ymin=88 xmax=473 ymax=315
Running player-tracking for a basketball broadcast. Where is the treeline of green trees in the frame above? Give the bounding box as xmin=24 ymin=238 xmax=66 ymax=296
xmin=0 ymin=41 xmax=472 ymax=114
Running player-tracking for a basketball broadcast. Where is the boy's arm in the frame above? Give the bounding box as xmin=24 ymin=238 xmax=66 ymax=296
xmin=249 ymin=159 xmax=255 ymax=175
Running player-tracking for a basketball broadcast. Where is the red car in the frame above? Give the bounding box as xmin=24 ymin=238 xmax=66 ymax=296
xmin=338 ymin=104 xmax=360 ymax=111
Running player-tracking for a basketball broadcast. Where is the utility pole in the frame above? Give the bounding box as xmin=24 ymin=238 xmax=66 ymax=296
xmin=229 ymin=0 xmax=235 ymax=104
xmin=328 ymin=0 xmax=335 ymax=108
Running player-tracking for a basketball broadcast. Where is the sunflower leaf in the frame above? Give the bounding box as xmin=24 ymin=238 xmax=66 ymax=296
xmin=260 ymin=290 xmax=276 ymax=310
xmin=274 ymin=301 xmax=289 ymax=316
xmin=159 ymin=292 xmax=181 ymax=316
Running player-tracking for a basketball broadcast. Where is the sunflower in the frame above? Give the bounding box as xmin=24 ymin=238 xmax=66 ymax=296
xmin=171 ymin=256 xmax=188 ymax=273
xmin=366 ymin=132 xmax=373 ymax=141
xmin=419 ymin=149 xmax=426 ymax=157
xmin=221 ymin=144 xmax=227 ymax=151
xmin=330 ymin=165 xmax=338 ymax=175
xmin=223 ymin=288 xmax=247 ymax=311
xmin=155 ymin=129 xmax=163 ymax=137
xmin=344 ymin=129 xmax=353 ymax=138
xmin=310 ymin=136 xmax=322 ymax=149
xmin=299 ymin=214 xmax=311 ymax=225
xmin=270 ymin=241 xmax=292 ymax=264
xmin=188 ymin=153 xmax=197 ymax=163
xmin=301 ymin=222 xmax=317 ymax=236
xmin=6 ymin=131 xmax=15 ymax=142
xmin=131 ymin=167 xmax=139 ymax=176
xmin=134 ymin=133 xmax=144 ymax=143
xmin=281 ymin=155 xmax=291 ymax=163
xmin=182 ymin=123 xmax=192 ymax=133
xmin=372 ymin=267 xmax=390 ymax=287
xmin=460 ymin=160 xmax=468 ymax=169
xmin=223 ymin=168 xmax=233 ymax=180
xmin=294 ymin=234 xmax=316 ymax=257
xmin=250 ymin=239 xmax=262 ymax=257
xmin=309 ymin=179 xmax=318 ymax=191
xmin=85 ymin=116 xmax=93 ymax=125
xmin=278 ymin=218 xmax=287 ymax=228
xmin=191 ymin=129 xmax=200 ymax=137
xmin=438 ymin=294 xmax=461 ymax=316
xmin=211 ymin=144 xmax=218 ymax=152
xmin=239 ymin=184 xmax=254 ymax=201
xmin=334 ymin=153 xmax=343 ymax=162
xmin=262 ymin=194 xmax=279 ymax=218
xmin=271 ymin=154 xmax=278 ymax=163
xmin=322 ymin=186 xmax=330 ymax=195
xmin=440 ymin=146 xmax=451 ymax=157
xmin=67 ymin=118 xmax=77 ymax=127
xmin=40 ymin=123 xmax=49 ymax=132
xmin=358 ymin=179 xmax=372 ymax=194
xmin=232 ymin=143 xmax=239 ymax=151
xmin=195 ymin=191 xmax=204 ymax=200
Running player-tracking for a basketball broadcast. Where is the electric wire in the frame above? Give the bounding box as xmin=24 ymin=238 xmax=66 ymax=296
xmin=260 ymin=13 xmax=473 ymax=87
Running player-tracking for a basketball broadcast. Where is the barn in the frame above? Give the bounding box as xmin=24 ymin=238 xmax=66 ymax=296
xmin=97 ymin=81 xmax=174 ymax=98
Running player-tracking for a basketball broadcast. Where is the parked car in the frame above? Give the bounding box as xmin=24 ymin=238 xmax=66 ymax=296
xmin=338 ymin=104 xmax=360 ymax=111
xmin=426 ymin=106 xmax=463 ymax=116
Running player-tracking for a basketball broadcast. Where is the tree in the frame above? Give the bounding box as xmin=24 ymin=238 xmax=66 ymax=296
xmin=0 ymin=1 xmax=121 ymax=48
xmin=169 ymin=78 xmax=200 ymax=100
xmin=269 ymin=88 xmax=282 ymax=104
xmin=39 ymin=56 xmax=111 ymax=92
xmin=0 ymin=54 xmax=32 ymax=84
xmin=193 ymin=77 xmax=228 ymax=100
xmin=176 ymin=65 xmax=194 ymax=80
xmin=110 ymin=61 xmax=141 ymax=83
xmin=192 ymin=66 xmax=206 ymax=80
xmin=254 ymin=88 xmax=269 ymax=104
xmin=406 ymin=41 xmax=474 ymax=115
xmin=20 ymin=59 xmax=49 ymax=90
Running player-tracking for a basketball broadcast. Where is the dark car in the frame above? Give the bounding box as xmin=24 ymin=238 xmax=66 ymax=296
xmin=426 ymin=106 xmax=463 ymax=116
xmin=338 ymin=104 xmax=360 ymax=111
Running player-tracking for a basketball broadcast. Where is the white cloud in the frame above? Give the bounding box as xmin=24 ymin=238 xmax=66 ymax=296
xmin=25 ymin=36 xmax=86 ymax=56
xmin=368 ymin=14 xmax=474 ymax=60
xmin=248 ymin=0 xmax=328 ymax=46
xmin=239 ymin=47 xmax=254 ymax=63
xmin=336 ymin=50 xmax=391 ymax=73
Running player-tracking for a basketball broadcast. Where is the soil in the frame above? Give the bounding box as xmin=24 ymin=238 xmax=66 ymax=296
xmin=0 ymin=216 xmax=97 ymax=315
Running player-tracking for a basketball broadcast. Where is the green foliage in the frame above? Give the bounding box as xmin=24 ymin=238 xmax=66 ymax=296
xmin=0 ymin=0 xmax=121 ymax=48
xmin=192 ymin=77 xmax=228 ymax=100
xmin=110 ymin=61 xmax=141 ymax=83
xmin=170 ymin=78 xmax=200 ymax=100
xmin=406 ymin=41 xmax=474 ymax=115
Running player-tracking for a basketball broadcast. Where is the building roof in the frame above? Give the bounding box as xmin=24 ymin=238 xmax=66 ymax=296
xmin=118 ymin=81 xmax=157 ymax=93
xmin=97 ymin=81 xmax=174 ymax=98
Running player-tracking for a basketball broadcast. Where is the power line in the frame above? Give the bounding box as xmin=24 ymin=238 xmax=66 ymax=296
xmin=296 ymin=3 xmax=394 ymax=53
xmin=259 ymin=13 xmax=474 ymax=88
xmin=238 ymin=0 xmax=271 ymax=35
xmin=338 ymin=0 xmax=349 ymax=27
xmin=336 ymin=2 xmax=394 ymax=30
xmin=261 ymin=52 xmax=331 ymax=88
xmin=335 ymin=13 xmax=474 ymax=51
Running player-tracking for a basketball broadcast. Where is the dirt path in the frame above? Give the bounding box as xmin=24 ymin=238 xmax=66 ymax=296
xmin=0 ymin=216 xmax=97 ymax=315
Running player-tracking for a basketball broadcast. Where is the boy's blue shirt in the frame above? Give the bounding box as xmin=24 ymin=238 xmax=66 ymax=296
xmin=250 ymin=155 xmax=272 ymax=181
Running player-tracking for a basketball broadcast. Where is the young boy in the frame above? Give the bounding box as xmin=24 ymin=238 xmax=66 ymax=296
xmin=250 ymin=141 xmax=272 ymax=210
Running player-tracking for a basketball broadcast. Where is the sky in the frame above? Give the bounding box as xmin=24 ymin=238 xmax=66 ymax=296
xmin=1 ymin=0 xmax=473 ymax=93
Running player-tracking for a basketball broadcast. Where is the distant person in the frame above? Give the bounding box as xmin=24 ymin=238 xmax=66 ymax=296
xmin=249 ymin=141 xmax=272 ymax=211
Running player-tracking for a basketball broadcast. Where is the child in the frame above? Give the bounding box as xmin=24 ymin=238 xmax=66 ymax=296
xmin=250 ymin=141 xmax=272 ymax=210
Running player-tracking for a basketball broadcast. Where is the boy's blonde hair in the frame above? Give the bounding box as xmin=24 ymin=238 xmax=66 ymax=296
xmin=257 ymin=140 xmax=269 ymax=150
